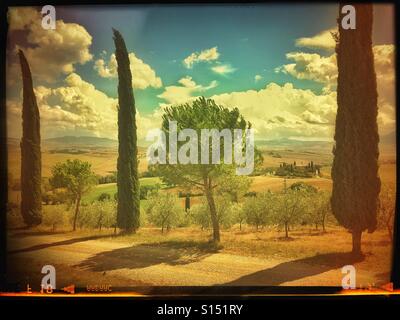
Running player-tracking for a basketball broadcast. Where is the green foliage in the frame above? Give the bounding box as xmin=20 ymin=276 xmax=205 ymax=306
xmin=42 ymin=205 xmax=70 ymax=231
xmin=97 ymin=173 xmax=117 ymax=184
xmin=332 ymin=4 xmax=380 ymax=254
xmin=113 ymin=28 xmax=140 ymax=232
xmin=216 ymin=174 xmax=252 ymax=202
xmin=231 ymin=203 xmax=245 ymax=230
xmin=273 ymin=189 xmax=308 ymax=237
xmin=140 ymin=184 xmax=161 ymax=200
xmin=79 ymin=200 xmax=117 ymax=230
xmin=146 ymin=192 xmax=184 ymax=232
xmin=49 ymin=159 xmax=97 ymax=231
xmin=153 ymin=96 xmax=262 ymax=243
xmin=98 ymin=192 xmax=111 ymax=202
xmin=243 ymin=192 xmax=274 ymax=230
xmin=290 ymin=182 xmax=318 ymax=193
xmin=42 ymin=189 xmax=69 ymax=205
xmin=304 ymin=191 xmax=331 ymax=231
xmin=190 ymin=196 xmax=235 ymax=230
xmin=275 ymin=162 xmax=318 ymax=178
xmin=190 ymin=201 xmax=211 ymax=230
xmin=50 ymin=159 xmax=97 ymax=199
xmin=378 ymin=184 xmax=395 ymax=241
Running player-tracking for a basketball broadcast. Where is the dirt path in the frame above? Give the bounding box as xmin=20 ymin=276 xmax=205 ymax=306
xmin=7 ymin=231 xmax=390 ymax=291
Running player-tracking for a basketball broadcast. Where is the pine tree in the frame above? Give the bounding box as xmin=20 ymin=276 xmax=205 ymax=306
xmin=331 ymin=4 xmax=380 ymax=255
xmin=113 ymin=29 xmax=140 ymax=233
xmin=19 ymin=50 xmax=42 ymax=227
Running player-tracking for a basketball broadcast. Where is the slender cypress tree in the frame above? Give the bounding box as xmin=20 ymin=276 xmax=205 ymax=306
xmin=113 ymin=29 xmax=140 ymax=232
xmin=19 ymin=50 xmax=42 ymax=226
xmin=331 ymin=4 xmax=380 ymax=255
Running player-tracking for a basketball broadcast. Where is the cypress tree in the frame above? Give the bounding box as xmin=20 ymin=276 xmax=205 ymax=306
xmin=19 ymin=50 xmax=42 ymax=226
xmin=113 ymin=29 xmax=140 ymax=233
xmin=331 ymin=4 xmax=380 ymax=255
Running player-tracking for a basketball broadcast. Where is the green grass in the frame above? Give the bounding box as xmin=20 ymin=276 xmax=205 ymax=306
xmin=83 ymin=177 xmax=163 ymax=203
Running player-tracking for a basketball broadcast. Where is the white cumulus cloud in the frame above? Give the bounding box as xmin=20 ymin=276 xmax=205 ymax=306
xmin=183 ymin=47 xmax=220 ymax=69
xmin=94 ymin=53 xmax=162 ymax=90
xmin=7 ymin=73 xmax=162 ymax=141
xmin=211 ymin=64 xmax=236 ymax=76
xmin=295 ymin=28 xmax=337 ymax=50
xmin=7 ymin=7 xmax=93 ymax=83
xmin=254 ymin=75 xmax=263 ymax=82
xmin=158 ymin=76 xmax=218 ymax=105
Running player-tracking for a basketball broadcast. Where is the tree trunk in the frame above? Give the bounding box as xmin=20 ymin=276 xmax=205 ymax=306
xmin=322 ymin=215 xmax=326 ymax=233
xmin=285 ymin=222 xmax=289 ymax=238
xmin=204 ymin=177 xmax=220 ymax=243
xmin=352 ymin=229 xmax=362 ymax=256
xmin=72 ymin=195 xmax=81 ymax=231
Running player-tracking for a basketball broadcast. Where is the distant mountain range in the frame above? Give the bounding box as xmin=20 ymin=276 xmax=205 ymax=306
xmin=255 ymin=138 xmax=334 ymax=153
xmin=6 ymin=131 xmax=395 ymax=152
xmin=44 ymin=136 xmax=118 ymax=148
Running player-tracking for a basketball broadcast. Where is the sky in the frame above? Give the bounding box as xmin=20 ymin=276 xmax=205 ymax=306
xmin=6 ymin=4 xmax=395 ymax=143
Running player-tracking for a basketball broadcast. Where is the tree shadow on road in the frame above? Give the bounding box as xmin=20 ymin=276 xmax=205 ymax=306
xmin=8 ymin=234 xmax=117 ymax=254
xmin=223 ymin=252 xmax=365 ymax=286
xmin=10 ymin=230 xmax=70 ymax=238
xmin=76 ymin=240 xmax=218 ymax=271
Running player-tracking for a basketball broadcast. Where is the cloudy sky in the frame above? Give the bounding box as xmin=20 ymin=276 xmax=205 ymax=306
xmin=6 ymin=4 xmax=395 ymax=143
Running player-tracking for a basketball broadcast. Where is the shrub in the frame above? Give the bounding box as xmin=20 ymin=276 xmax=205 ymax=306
xmin=43 ymin=205 xmax=70 ymax=231
xmin=231 ymin=203 xmax=245 ymax=230
xmin=78 ymin=200 xmax=117 ymax=230
xmin=98 ymin=192 xmax=111 ymax=202
xmin=273 ymin=189 xmax=308 ymax=238
xmin=146 ymin=192 xmax=184 ymax=232
xmin=190 ymin=196 xmax=234 ymax=230
xmin=140 ymin=184 xmax=160 ymax=200
xmin=378 ymin=184 xmax=396 ymax=241
xmin=303 ymin=191 xmax=331 ymax=231
xmin=243 ymin=192 xmax=274 ymax=230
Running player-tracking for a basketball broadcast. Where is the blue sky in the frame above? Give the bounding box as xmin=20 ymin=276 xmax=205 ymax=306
xmin=57 ymin=4 xmax=340 ymax=113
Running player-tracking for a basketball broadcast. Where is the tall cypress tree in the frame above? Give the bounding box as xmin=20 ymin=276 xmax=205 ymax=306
xmin=331 ymin=4 xmax=380 ymax=255
xmin=19 ymin=50 xmax=42 ymax=226
xmin=113 ymin=29 xmax=140 ymax=232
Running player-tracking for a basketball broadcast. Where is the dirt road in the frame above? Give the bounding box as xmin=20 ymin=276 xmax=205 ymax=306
xmin=6 ymin=230 xmax=391 ymax=292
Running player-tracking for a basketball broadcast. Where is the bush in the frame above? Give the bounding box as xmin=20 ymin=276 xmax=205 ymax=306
xmin=97 ymin=173 xmax=117 ymax=184
xmin=378 ymin=184 xmax=395 ymax=241
xmin=231 ymin=203 xmax=245 ymax=230
xmin=190 ymin=196 xmax=234 ymax=230
xmin=303 ymin=190 xmax=331 ymax=231
xmin=273 ymin=189 xmax=308 ymax=237
xmin=140 ymin=184 xmax=160 ymax=200
xmin=289 ymin=182 xmax=318 ymax=193
xmin=190 ymin=201 xmax=210 ymax=230
xmin=42 ymin=192 xmax=52 ymax=205
xmin=146 ymin=192 xmax=184 ymax=232
xmin=43 ymin=205 xmax=70 ymax=231
xmin=98 ymin=192 xmax=111 ymax=202
xmin=44 ymin=189 xmax=69 ymax=205
xmin=78 ymin=200 xmax=117 ymax=230
xmin=243 ymin=192 xmax=274 ymax=230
